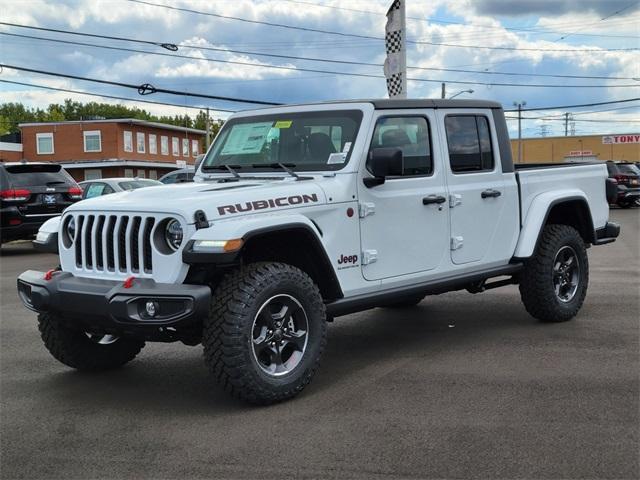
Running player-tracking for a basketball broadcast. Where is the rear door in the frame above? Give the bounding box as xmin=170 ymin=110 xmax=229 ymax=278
xmin=357 ymin=111 xmax=449 ymax=280
xmin=438 ymin=111 xmax=515 ymax=265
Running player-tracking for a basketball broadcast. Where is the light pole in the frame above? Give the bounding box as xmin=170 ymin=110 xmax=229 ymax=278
xmin=449 ymin=89 xmax=474 ymax=99
xmin=513 ymin=101 xmax=527 ymax=163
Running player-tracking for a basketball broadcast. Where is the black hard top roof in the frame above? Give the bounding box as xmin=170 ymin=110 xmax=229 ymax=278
xmin=253 ymin=98 xmax=503 ymax=111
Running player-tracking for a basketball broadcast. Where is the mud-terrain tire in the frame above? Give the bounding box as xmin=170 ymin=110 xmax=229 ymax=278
xmin=381 ymin=294 xmax=425 ymax=308
xmin=519 ymin=224 xmax=589 ymax=323
xmin=203 ymin=262 xmax=327 ymax=405
xmin=38 ymin=314 xmax=144 ymax=370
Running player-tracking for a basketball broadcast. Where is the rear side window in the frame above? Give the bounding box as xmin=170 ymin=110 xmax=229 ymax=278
xmin=4 ymin=164 xmax=74 ymax=187
xmin=445 ymin=115 xmax=494 ymax=173
xmin=368 ymin=116 xmax=433 ymax=176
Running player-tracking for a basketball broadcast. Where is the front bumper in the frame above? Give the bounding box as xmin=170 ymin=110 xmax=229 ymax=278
xmin=17 ymin=270 xmax=211 ymax=341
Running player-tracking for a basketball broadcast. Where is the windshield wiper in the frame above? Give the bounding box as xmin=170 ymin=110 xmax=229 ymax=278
xmin=205 ymin=164 xmax=242 ymax=178
xmin=251 ymin=163 xmax=308 ymax=181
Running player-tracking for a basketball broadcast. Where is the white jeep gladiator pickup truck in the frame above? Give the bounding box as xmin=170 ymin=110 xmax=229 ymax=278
xmin=17 ymin=99 xmax=620 ymax=404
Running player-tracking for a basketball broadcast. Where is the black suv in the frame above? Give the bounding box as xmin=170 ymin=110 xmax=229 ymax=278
xmin=1 ymin=163 xmax=82 ymax=243
xmin=606 ymin=161 xmax=640 ymax=208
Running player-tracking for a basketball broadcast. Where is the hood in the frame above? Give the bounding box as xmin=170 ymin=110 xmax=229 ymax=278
xmin=66 ymin=178 xmax=328 ymax=223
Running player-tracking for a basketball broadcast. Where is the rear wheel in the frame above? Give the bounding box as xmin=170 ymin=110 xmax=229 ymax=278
xmin=519 ymin=224 xmax=589 ymax=323
xmin=38 ymin=314 xmax=144 ymax=370
xmin=203 ymin=262 xmax=327 ymax=405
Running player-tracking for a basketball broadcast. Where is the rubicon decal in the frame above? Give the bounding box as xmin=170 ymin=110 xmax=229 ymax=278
xmin=337 ymin=253 xmax=358 ymax=270
xmin=217 ymin=193 xmax=318 ymax=215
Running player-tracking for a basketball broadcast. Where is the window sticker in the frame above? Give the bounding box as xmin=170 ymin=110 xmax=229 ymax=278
xmin=274 ymin=120 xmax=292 ymax=129
xmin=221 ymin=122 xmax=273 ymax=155
xmin=342 ymin=141 xmax=352 ymax=153
xmin=327 ymin=152 xmax=347 ymax=164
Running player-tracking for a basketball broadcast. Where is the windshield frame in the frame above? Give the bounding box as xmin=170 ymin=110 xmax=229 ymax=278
xmin=201 ymin=109 xmax=364 ymax=173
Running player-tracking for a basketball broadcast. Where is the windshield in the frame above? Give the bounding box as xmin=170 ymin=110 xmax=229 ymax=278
xmin=118 ymin=180 xmax=162 ymax=190
xmin=617 ymin=164 xmax=640 ymax=176
xmin=202 ymin=110 xmax=363 ymax=172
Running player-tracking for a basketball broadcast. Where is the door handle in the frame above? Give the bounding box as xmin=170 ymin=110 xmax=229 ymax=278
xmin=481 ymin=189 xmax=502 ymax=199
xmin=423 ymin=195 xmax=447 ymax=205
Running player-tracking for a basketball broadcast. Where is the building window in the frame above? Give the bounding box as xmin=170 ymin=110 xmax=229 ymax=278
xmin=136 ymin=132 xmax=146 ymax=153
xmin=36 ymin=132 xmax=54 ymax=155
xmin=172 ymin=137 xmax=179 ymax=156
xmin=182 ymin=138 xmax=189 ymax=157
xmin=149 ymin=134 xmax=157 ymax=154
xmin=192 ymin=139 xmax=199 ymax=157
xmin=124 ymin=131 xmax=133 ymax=152
xmin=161 ymin=136 xmax=169 ymax=155
xmin=137 ymin=169 xmax=146 ymax=178
xmin=83 ymin=130 xmax=101 ymax=153
xmin=149 ymin=170 xmax=158 ymax=180
xmin=124 ymin=168 xmax=134 ymax=178
xmin=84 ymin=169 xmax=102 ymax=181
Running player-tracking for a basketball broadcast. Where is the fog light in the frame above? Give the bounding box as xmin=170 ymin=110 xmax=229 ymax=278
xmin=145 ymin=301 xmax=159 ymax=317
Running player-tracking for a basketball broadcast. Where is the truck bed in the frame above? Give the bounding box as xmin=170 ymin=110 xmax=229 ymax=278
xmin=515 ymin=163 xmax=609 ymax=234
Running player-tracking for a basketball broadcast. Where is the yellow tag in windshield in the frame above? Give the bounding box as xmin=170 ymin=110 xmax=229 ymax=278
xmin=274 ymin=120 xmax=292 ymax=129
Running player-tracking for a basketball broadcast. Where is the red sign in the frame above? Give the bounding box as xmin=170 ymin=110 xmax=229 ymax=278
xmin=602 ymin=134 xmax=640 ymax=144
xmin=567 ymin=150 xmax=593 ymax=157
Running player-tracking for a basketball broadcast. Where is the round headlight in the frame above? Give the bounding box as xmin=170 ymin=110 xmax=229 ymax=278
xmin=165 ymin=219 xmax=183 ymax=251
xmin=66 ymin=217 xmax=76 ymax=241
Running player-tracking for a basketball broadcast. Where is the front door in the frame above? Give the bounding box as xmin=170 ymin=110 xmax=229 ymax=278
xmin=357 ymin=112 xmax=449 ymax=281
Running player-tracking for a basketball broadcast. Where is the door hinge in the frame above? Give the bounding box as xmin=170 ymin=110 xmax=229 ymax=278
xmin=450 ymin=236 xmax=464 ymax=250
xmin=359 ymin=202 xmax=376 ymax=218
xmin=361 ymin=249 xmax=378 ymax=265
xmin=449 ymin=194 xmax=462 ymax=208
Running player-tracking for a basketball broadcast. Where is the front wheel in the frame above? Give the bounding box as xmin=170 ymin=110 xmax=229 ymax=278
xmin=203 ymin=262 xmax=327 ymax=405
xmin=38 ymin=314 xmax=145 ymax=370
xmin=519 ymin=224 xmax=589 ymax=322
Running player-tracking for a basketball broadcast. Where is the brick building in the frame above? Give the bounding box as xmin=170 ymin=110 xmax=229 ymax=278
xmin=2 ymin=119 xmax=206 ymax=182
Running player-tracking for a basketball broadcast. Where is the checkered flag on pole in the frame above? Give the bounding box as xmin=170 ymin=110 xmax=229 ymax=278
xmin=383 ymin=0 xmax=406 ymax=98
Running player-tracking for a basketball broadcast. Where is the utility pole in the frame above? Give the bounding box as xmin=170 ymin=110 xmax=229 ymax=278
xmin=564 ymin=112 xmax=569 ymax=136
xmin=205 ymin=107 xmax=211 ymax=149
xmin=441 ymin=82 xmax=445 ymax=99
xmin=513 ymin=101 xmax=526 ymax=163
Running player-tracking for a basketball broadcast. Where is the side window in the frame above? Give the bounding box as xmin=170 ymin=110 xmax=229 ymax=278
xmin=368 ymin=116 xmax=433 ymax=176
xmin=445 ymin=115 xmax=494 ymax=173
xmin=84 ymin=183 xmax=106 ymax=199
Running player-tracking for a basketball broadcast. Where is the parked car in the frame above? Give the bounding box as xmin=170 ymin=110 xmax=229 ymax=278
xmin=1 ymin=163 xmax=82 ymax=244
xmin=606 ymin=161 xmax=640 ymax=208
xmin=159 ymin=155 xmax=205 ymax=184
xmin=33 ymin=177 xmax=162 ymax=252
xmin=159 ymin=168 xmax=195 ymax=184
xmin=17 ymin=98 xmax=619 ymax=405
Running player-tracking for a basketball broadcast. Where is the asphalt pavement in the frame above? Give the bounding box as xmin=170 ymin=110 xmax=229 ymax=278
xmin=1 ymin=210 xmax=638 ymax=479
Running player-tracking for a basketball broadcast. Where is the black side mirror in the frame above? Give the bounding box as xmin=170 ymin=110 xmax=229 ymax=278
xmin=364 ymin=147 xmax=403 ymax=187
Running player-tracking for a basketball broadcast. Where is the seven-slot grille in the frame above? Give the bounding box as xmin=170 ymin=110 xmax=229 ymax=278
xmin=71 ymin=214 xmax=156 ymax=276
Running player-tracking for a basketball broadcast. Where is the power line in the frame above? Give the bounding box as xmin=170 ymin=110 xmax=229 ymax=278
xmin=125 ymin=0 xmax=640 ymax=52
xmin=3 ymin=76 xmax=638 ymax=118
xmin=556 ymin=2 xmax=639 ymax=41
xmin=2 ymin=23 xmax=638 ymax=81
xmin=279 ymin=0 xmax=640 ymax=39
xmin=504 ymin=98 xmax=640 ymax=112
xmin=3 ymin=35 xmax=638 ymax=89
xmin=0 ymin=64 xmax=282 ymax=105
xmin=0 ymin=79 xmax=236 ymax=113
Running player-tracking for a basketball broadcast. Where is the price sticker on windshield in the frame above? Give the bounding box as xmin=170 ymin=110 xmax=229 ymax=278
xmin=274 ymin=120 xmax=292 ymax=129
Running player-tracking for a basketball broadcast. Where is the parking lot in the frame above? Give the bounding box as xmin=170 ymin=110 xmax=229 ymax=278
xmin=0 ymin=209 xmax=637 ymax=479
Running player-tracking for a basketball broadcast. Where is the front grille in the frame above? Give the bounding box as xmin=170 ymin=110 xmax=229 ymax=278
xmin=72 ymin=214 xmax=156 ymax=276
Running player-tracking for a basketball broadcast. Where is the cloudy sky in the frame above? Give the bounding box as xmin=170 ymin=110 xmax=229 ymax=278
xmin=1 ymin=0 xmax=638 ymax=137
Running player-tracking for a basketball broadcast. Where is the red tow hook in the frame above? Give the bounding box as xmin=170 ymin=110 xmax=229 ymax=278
xmin=43 ymin=269 xmax=60 ymax=281
xmin=123 ymin=276 xmax=136 ymax=289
